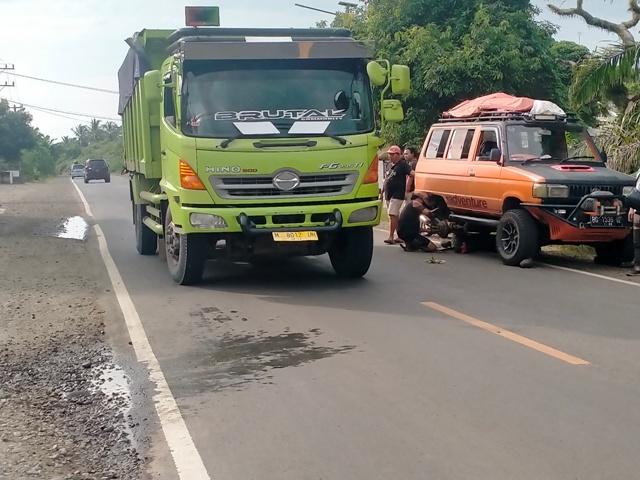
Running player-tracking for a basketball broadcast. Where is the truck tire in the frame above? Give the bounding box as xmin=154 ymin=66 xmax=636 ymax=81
xmin=135 ymin=204 xmax=157 ymax=256
xmin=328 ymin=226 xmax=373 ymax=278
xmin=595 ymin=233 xmax=634 ymax=266
xmin=164 ymin=207 xmax=206 ymax=285
xmin=496 ymin=209 xmax=540 ymax=266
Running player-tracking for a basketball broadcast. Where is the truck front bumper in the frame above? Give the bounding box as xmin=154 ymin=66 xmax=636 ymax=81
xmin=173 ymin=199 xmax=382 ymax=234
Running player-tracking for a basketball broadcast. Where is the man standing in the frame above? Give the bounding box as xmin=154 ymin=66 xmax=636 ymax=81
xmin=628 ymin=171 xmax=640 ymax=276
xmin=403 ymin=146 xmax=419 ymax=204
xmin=381 ymin=145 xmax=414 ymax=244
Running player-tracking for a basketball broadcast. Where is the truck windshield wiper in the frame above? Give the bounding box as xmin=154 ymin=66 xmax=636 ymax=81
xmin=559 ymin=156 xmax=595 ymax=164
xmin=521 ymin=155 xmax=558 ymax=165
xmin=220 ymin=132 xmax=350 ymax=148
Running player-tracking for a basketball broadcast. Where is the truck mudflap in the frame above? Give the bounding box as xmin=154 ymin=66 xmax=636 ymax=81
xmin=238 ymin=209 xmax=343 ymax=235
xmin=522 ymin=191 xmax=631 ymax=242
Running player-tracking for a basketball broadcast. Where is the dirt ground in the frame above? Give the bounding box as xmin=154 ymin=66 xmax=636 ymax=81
xmin=0 ymin=177 xmax=149 ymax=480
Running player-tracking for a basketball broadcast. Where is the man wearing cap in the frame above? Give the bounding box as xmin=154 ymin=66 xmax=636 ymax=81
xmin=381 ymin=145 xmax=415 ymax=244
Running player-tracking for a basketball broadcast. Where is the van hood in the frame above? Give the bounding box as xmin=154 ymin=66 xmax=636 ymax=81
xmin=515 ymin=163 xmax=635 ymax=185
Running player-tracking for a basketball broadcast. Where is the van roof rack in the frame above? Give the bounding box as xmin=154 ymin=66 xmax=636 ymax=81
xmin=437 ymin=111 xmax=579 ymax=124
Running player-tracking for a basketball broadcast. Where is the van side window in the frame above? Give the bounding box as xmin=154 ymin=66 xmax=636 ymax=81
xmin=426 ymin=129 xmax=451 ymax=158
xmin=447 ymin=128 xmax=476 ymax=160
xmin=476 ymin=130 xmax=499 ymax=161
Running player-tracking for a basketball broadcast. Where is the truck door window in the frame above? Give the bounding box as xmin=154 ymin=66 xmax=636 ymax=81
xmin=163 ymin=76 xmax=176 ymax=128
xmin=476 ymin=130 xmax=499 ymax=161
xmin=447 ymin=128 xmax=475 ymax=160
xmin=426 ymin=129 xmax=451 ymax=158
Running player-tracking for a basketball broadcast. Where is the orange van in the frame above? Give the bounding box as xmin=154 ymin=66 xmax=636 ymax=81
xmin=415 ymin=94 xmax=636 ymax=266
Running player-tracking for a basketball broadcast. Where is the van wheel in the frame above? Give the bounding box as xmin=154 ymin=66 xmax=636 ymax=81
xmin=595 ymin=233 xmax=634 ymax=266
xmin=496 ymin=209 xmax=540 ymax=266
xmin=329 ymin=226 xmax=373 ymax=278
xmin=134 ymin=204 xmax=157 ymax=255
xmin=164 ymin=207 xmax=207 ymax=285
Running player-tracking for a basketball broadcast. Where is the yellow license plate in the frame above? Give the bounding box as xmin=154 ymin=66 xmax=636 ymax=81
xmin=272 ymin=231 xmax=319 ymax=242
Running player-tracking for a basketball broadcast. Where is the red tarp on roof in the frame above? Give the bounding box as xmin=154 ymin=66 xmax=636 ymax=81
xmin=443 ymin=92 xmax=536 ymax=118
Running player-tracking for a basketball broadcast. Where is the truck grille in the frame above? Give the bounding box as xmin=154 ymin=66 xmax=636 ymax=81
xmin=568 ymin=185 xmax=624 ymax=198
xmin=209 ymin=171 xmax=358 ymax=199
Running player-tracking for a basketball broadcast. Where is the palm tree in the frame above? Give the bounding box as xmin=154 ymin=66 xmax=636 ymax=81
xmin=89 ymin=118 xmax=103 ymax=142
xmin=570 ymin=42 xmax=640 ymax=173
xmin=72 ymin=124 xmax=89 ymax=147
xmin=102 ymin=121 xmax=121 ymax=141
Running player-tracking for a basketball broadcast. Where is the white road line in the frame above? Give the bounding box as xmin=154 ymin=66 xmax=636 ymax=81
xmin=71 ymin=179 xmax=211 ymax=480
xmin=70 ymin=179 xmax=94 ymax=217
xmin=543 ymin=263 xmax=640 ymax=288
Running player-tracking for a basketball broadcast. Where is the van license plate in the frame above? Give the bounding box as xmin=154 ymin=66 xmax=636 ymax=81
xmin=272 ymin=231 xmax=319 ymax=241
xmin=591 ymin=215 xmax=618 ymax=227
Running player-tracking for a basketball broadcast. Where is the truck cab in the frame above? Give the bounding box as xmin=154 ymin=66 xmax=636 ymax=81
xmin=119 ymin=9 xmax=410 ymax=284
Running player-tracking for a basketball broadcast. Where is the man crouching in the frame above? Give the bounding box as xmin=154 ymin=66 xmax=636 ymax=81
xmin=397 ymin=193 xmax=438 ymax=252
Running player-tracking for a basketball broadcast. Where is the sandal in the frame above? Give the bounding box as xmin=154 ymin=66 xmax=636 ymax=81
xmin=384 ymin=239 xmax=395 ymax=245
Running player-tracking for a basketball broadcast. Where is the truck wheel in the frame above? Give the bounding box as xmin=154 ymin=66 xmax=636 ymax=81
xmin=496 ymin=209 xmax=540 ymax=266
xmin=134 ymin=204 xmax=157 ymax=256
xmin=164 ymin=207 xmax=206 ymax=285
xmin=595 ymin=233 xmax=634 ymax=266
xmin=328 ymin=226 xmax=373 ymax=278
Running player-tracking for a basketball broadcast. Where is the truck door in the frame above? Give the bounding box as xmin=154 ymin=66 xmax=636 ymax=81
xmin=466 ymin=127 xmax=502 ymax=215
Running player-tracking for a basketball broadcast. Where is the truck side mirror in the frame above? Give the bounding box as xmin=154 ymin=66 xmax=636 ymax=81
xmin=391 ymin=65 xmax=410 ymax=95
xmin=490 ymin=148 xmax=502 ymax=164
xmin=382 ymin=99 xmax=404 ymax=123
xmin=144 ymin=70 xmax=162 ymax=106
xmin=367 ymin=61 xmax=387 ymax=87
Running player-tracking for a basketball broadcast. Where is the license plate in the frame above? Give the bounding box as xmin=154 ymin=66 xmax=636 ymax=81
xmin=590 ymin=215 xmax=620 ymax=227
xmin=272 ymin=231 xmax=319 ymax=242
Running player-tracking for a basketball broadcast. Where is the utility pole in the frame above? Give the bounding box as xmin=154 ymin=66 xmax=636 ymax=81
xmin=0 ymin=63 xmax=15 ymax=92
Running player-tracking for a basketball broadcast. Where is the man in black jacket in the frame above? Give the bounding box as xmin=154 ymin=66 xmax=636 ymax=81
xmin=397 ymin=193 xmax=438 ymax=252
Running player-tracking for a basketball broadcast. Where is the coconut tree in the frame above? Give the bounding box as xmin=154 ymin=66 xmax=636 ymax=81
xmin=569 ymin=42 xmax=640 ymax=173
xmin=71 ymin=124 xmax=89 ymax=147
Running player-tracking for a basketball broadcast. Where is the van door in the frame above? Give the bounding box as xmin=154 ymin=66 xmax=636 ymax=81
xmin=415 ymin=126 xmax=473 ymax=203
xmin=466 ymin=127 xmax=503 ymax=215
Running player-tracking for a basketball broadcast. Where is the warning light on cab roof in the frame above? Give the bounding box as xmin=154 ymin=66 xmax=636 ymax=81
xmin=185 ymin=6 xmax=220 ymax=27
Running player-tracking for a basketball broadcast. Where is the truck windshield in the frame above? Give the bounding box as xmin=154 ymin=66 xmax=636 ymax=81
xmin=506 ymin=124 xmax=600 ymax=163
xmin=181 ymin=58 xmax=374 ymax=138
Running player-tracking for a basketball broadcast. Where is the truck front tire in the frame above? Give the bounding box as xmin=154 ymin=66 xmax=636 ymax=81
xmin=329 ymin=226 xmax=373 ymax=278
xmin=164 ymin=207 xmax=207 ymax=285
xmin=135 ymin=203 xmax=157 ymax=256
xmin=496 ymin=209 xmax=540 ymax=266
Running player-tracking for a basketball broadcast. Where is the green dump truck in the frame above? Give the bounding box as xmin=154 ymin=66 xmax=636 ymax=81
xmin=118 ymin=7 xmax=410 ymax=285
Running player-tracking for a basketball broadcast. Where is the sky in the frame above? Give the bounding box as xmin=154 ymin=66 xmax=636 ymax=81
xmin=0 ymin=0 xmax=634 ymax=140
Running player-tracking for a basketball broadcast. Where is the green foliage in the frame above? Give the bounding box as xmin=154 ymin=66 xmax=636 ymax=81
xmin=329 ymin=0 xmax=572 ymax=147
xmin=0 ymin=99 xmax=38 ymax=168
xmin=55 ymin=121 xmax=123 ymax=174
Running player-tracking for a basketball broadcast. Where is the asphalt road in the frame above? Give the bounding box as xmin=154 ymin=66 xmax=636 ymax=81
xmin=76 ymin=175 xmax=640 ymax=480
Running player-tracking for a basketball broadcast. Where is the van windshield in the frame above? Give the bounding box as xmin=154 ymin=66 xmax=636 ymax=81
xmin=505 ymin=124 xmax=601 ymax=163
xmin=180 ymin=58 xmax=374 ymax=138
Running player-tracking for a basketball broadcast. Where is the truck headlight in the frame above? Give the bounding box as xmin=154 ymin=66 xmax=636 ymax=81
xmin=190 ymin=213 xmax=228 ymax=230
xmin=348 ymin=206 xmax=378 ymax=223
xmin=532 ymin=183 xmax=569 ymax=198
xmin=623 ymin=186 xmax=635 ymax=196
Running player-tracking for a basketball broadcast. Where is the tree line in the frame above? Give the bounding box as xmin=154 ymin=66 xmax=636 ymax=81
xmin=0 ymin=100 xmax=122 ymax=181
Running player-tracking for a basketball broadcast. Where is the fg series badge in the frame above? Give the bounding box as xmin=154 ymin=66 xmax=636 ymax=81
xmin=320 ymin=163 xmax=364 ymax=170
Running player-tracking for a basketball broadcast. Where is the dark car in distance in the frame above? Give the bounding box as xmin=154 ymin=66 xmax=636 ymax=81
xmin=84 ymin=158 xmax=110 ymax=183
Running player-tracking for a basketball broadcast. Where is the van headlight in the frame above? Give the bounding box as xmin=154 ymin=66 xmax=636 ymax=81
xmin=623 ymin=186 xmax=635 ymax=196
xmin=532 ymin=183 xmax=569 ymax=198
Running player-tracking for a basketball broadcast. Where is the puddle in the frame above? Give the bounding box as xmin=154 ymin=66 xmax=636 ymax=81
xmin=55 ymin=216 xmax=89 ymax=240
xmin=176 ymin=331 xmax=356 ymax=394
xmin=91 ymin=365 xmax=134 ymax=444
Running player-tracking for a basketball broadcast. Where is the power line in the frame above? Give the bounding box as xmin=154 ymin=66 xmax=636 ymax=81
xmin=29 ymin=106 xmax=93 ymax=124
xmin=6 ymin=100 xmax=121 ymax=122
xmin=9 ymin=72 xmax=118 ymax=94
